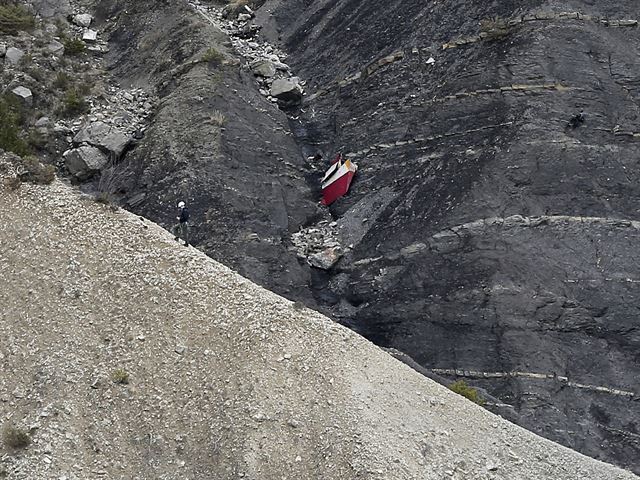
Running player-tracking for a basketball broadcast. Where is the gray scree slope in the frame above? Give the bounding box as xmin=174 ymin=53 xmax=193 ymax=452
xmin=0 ymin=162 xmax=638 ymax=479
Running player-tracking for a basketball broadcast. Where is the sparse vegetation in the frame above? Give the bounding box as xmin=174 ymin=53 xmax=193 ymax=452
xmin=2 ymin=424 xmax=31 ymax=449
xmin=480 ymin=16 xmax=513 ymax=41
xmin=448 ymin=380 xmax=485 ymax=405
xmin=209 ymin=110 xmax=226 ymax=126
xmin=111 ymin=368 xmax=129 ymax=384
xmin=16 ymin=155 xmax=55 ymax=185
xmin=18 ymin=53 xmax=33 ymax=67
xmin=27 ymin=129 xmax=46 ymax=151
xmin=63 ymin=37 xmax=86 ymax=56
xmin=96 ymin=160 xmax=129 ymax=209
xmin=0 ymin=3 xmax=35 ymax=35
xmin=25 ymin=65 xmax=45 ymax=83
xmin=95 ymin=191 xmax=112 ymax=204
xmin=0 ymin=95 xmax=30 ymax=157
xmin=2 ymin=175 xmax=22 ymax=191
xmin=53 ymin=72 xmax=71 ymax=90
xmin=201 ymin=47 xmax=225 ymax=65
xmin=77 ymin=79 xmax=93 ymax=96
xmin=59 ymin=88 xmax=90 ymax=117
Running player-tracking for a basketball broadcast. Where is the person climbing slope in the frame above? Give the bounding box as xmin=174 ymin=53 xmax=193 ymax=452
xmin=172 ymin=201 xmax=190 ymax=246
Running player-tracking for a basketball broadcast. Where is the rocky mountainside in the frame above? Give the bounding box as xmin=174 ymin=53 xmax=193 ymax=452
xmin=251 ymin=0 xmax=640 ymax=472
xmin=2 ymin=0 xmax=639 ymax=475
xmin=2 ymin=156 xmax=639 ymax=479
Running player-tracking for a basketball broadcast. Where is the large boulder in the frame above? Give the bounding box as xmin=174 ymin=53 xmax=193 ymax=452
xmin=73 ymin=122 xmax=131 ymax=158
xmin=5 ymin=47 xmax=25 ymax=65
xmin=0 ymin=44 xmax=6 ymax=57
xmin=250 ymin=59 xmax=277 ymax=78
xmin=72 ymin=13 xmax=93 ymax=27
xmin=11 ymin=86 xmax=33 ymax=106
xmin=308 ymin=247 xmax=343 ymax=270
xmin=270 ymin=78 xmax=303 ymax=104
xmin=64 ymin=145 xmax=109 ymax=180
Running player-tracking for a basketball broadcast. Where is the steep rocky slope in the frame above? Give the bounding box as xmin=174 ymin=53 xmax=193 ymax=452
xmin=94 ymin=0 xmax=321 ymax=303
xmin=249 ymin=0 xmax=640 ymax=472
xmin=1 ymin=158 xmax=639 ymax=479
xmin=16 ymin=0 xmax=636 ymax=472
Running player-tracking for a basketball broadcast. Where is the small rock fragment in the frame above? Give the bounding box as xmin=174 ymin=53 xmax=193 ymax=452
xmin=82 ymin=30 xmax=98 ymax=42
xmin=47 ymin=40 xmax=65 ymax=55
xmin=5 ymin=47 xmax=25 ymax=65
xmin=72 ymin=13 xmax=93 ymax=27
xmin=11 ymin=86 xmax=33 ymax=106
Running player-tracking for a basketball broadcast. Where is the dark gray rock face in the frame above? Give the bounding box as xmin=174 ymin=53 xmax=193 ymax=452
xmin=98 ymin=0 xmax=320 ymax=302
xmin=256 ymin=0 xmax=640 ymax=473
xmin=100 ymin=0 xmax=640 ymax=473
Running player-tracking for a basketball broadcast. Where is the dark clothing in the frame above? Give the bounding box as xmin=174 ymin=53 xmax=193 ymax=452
xmin=173 ymin=222 xmax=189 ymax=245
xmin=173 ymin=206 xmax=190 ymax=245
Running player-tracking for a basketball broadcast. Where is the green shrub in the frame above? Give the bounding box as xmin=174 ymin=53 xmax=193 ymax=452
xmin=63 ymin=37 xmax=86 ymax=56
xmin=53 ymin=72 xmax=71 ymax=90
xmin=25 ymin=66 xmax=45 ymax=83
xmin=2 ymin=424 xmax=31 ymax=449
xmin=201 ymin=47 xmax=224 ymax=65
xmin=0 ymin=3 xmax=35 ymax=35
xmin=0 ymin=96 xmax=30 ymax=157
xmin=448 ymin=380 xmax=485 ymax=405
xmin=27 ymin=129 xmax=46 ymax=150
xmin=480 ymin=17 xmax=512 ymax=41
xmin=77 ymin=80 xmax=92 ymax=96
xmin=59 ymin=89 xmax=89 ymax=117
xmin=18 ymin=53 xmax=33 ymax=67
xmin=111 ymin=368 xmax=129 ymax=384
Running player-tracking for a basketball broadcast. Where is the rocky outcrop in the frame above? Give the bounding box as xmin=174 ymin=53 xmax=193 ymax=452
xmin=98 ymin=0 xmax=319 ymax=303
xmin=72 ymin=13 xmax=93 ymax=27
xmin=4 ymin=46 xmax=24 ymax=65
xmin=73 ymin=121 xmax=130 ymax=158
xmin=63 ymin=145 xmax=109 ymax=180
xmin=251 ymin=58 xmax=277 ymax=77
xmin=11 ymin=86 xmax=32 ymax=106
xmin=270 ymin=77 xmax=303 ymax=104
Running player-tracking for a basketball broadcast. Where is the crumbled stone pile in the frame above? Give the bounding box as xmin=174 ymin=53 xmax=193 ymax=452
xmin=291 ymin=221 xmax=345 ymax=270
xmin=0 ymin=1 xmax=156 ymax=182
xmin=188 ymin=0 xmax=305 ymax=107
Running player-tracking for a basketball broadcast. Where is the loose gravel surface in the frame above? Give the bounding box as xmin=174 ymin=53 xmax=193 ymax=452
xmin=0 ymin=170 xmax=637 ymax=479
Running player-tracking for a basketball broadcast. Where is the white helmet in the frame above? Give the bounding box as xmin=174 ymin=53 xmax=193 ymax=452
xmin=178 ymin=201 xmax=185 ymax=208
